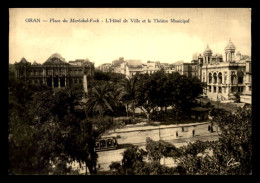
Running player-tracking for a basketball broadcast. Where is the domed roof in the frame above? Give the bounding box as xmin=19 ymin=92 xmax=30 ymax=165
xmin=225 ymin=39 xmax=236 ymax=51
xmin=203 ymin=45 xmax=212 ymax=55
xmin=236 ymin=51 xmax=241 ymax=55
xmin=43 ymin=53 xmax=68 ymax=65
xmin=48 ymin=53 xmax=65 ymax=62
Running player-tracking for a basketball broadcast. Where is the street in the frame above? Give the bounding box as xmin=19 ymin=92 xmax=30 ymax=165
xmin=96 ymin=122 xmax=219 ymax=171
xmin=68 ymin=122 xmax=219 ymax=173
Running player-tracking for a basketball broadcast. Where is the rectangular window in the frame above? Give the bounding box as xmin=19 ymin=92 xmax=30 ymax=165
xmin=238 ymin=77 xmax=243 ymax=84
xmin=209 ymin=86 xmax=211 ymax=92
xmin=214 ymin=87 xmax=216 ymax=93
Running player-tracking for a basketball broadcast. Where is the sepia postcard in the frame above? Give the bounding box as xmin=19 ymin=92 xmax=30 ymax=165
xmin=9 ymin=8 xmax=252 ymax=175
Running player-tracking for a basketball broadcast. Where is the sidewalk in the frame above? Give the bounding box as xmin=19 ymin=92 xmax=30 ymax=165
xmin=105 ymin=121 xmax=211 ymax=135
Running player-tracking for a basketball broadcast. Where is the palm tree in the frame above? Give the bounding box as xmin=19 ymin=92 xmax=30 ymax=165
xmin=85 ymin=84 xmax=114 ymax=117
xmin=117 ymin=76 xmax=138 ymax=121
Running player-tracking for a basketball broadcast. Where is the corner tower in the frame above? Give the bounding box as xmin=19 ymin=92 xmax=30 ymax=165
xmin=203 ymin=44 xmax=212 ymax=64
xmin=225 ymin=39 xmax=236 ymax=62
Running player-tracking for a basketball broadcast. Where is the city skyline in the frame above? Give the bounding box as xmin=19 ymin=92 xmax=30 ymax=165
xmin=9 ymin=8 xmax=251 ymax=66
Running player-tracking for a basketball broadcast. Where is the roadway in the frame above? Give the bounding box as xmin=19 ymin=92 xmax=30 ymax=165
xmin=96 ymin=122 xmax=219 ymax=171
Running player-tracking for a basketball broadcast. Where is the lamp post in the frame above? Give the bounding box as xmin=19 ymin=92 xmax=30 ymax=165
xmin=159 ymin=125 xmax=161 ymax=140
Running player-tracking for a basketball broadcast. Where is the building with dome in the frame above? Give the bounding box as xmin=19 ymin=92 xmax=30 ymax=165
xmin=14 ymin=53 xmax=95 ymax=88
xmin=194 ymin=39 xmax=251 ymax=104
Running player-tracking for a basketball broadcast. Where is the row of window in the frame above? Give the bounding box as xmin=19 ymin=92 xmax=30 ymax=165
xmin=208 ymin=86 xmax=244 ymax=93
xmin=31 ymin=78 xmax=83 ymax=84
xmin=203 ymin=75 xmax=244 ymax=84
xmin=29 ymin=70 xmax=86 ymax=76
xmin=208 ymin=86 xmax=225 ymax=93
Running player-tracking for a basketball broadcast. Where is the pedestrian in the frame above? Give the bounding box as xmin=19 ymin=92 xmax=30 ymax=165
xmin=182 ymin=127 xmax=184 ymax=132
xmin=208 ymin=125 xmax=211 ymax=131
xmin=192 ymin=129 xmax=195 ymax=137
xmin=176 ymin=131 xmax=178 ymax=137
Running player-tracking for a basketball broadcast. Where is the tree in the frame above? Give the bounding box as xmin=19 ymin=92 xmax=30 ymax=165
xmin=177 ymin=106 xmax=252 ymax=175
xmin=9 ymin=75 xmax=120 ymax=175
xmin=64 ymin=118 xmax=99 ymax=175
xmin=167 ymin=73 xmax=204 ymax=120
xmin=118 ymin=76 xmax=138 ymax=120
xmin=149 ymin=69 xmax=171 ymax=113
xmin=121 ymin=145 xmax=148 ymax=175
xmin=135 ymin=74 xmax=159 ymax=122
xmin=8 ymin=79 xmax=78 ymax=174
xmin=85 ymin=83 xmax=115 ymax=117
xmin=146 ymin=137 xmax=179 ymax=164
xmin=108 ymin=138 xmax=181 ymax=175
xmin=211 ymin=106 xmax=252 ymax=174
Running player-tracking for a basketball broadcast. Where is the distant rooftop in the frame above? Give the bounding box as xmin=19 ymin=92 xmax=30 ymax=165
xmin=127 ymin=60 xmax=143 ymax=67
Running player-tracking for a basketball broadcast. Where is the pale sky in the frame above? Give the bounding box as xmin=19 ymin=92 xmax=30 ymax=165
xmin=9 ymin=8 xmax=251 ymax=66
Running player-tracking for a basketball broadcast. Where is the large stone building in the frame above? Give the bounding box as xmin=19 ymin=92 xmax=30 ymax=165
xmin=174 ymin=60 xmax=198 ymax=78
xmin=14 ymin=53 xmax=95 ymax=88
xmin=195 ymin=39 xmax=251 ymax=103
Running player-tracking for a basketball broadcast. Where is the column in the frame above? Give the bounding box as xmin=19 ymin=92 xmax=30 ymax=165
xmin=42 ymin=74 xmax=45 ymax=85
xmin=58 ymin=78 xmax=60 ymax=88
xmin=227 ymin=85 xmax=231 ymax=95
xmin=225 ymin=53 xmax=227 ymax=62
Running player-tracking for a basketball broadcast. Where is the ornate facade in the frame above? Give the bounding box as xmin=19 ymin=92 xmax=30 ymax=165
xmin=14 ymin=53 xmax=95 ymax=88
xmin=196 ymin=39 xmax=251 ymax=103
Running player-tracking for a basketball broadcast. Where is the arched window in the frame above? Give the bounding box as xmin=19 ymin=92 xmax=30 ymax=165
xmin=218 ymin=72 xmax=222 ymax=84
xmin=213 ymin=73 xmax=217 ymax=84
xmin=209 ymin=73 xmax=212 ymax=83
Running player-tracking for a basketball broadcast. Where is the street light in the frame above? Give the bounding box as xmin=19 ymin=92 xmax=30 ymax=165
xmin=159 ymin=125 xmax=161 ymax=140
